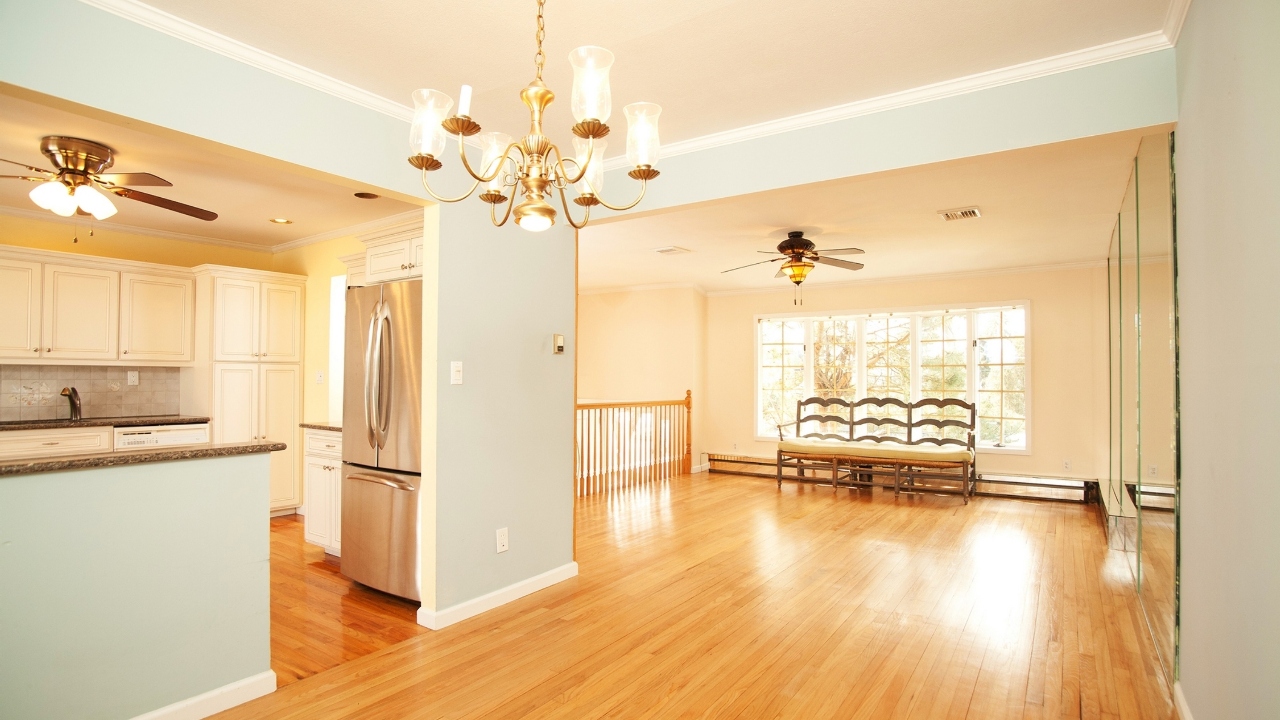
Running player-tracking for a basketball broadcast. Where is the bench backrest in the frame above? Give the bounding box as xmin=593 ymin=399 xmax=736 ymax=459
xmin=792 ymin=396 xmax=976 ymax=450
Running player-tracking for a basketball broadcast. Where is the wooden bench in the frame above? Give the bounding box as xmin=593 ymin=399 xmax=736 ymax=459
xmin=776 ymin=396 xmax=978 ymax=503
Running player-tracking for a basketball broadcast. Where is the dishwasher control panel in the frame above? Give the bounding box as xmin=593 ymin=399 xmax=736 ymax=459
xmin=114 ymin=423 xmax=211 ymax=450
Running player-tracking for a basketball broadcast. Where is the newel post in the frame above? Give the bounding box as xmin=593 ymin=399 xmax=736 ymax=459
xmin=683 ymin=390 xmax=692 ymax=474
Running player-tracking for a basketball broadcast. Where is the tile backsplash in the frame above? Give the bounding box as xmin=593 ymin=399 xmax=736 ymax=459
xmin=0 ymin=365 xmax=181 ymax=422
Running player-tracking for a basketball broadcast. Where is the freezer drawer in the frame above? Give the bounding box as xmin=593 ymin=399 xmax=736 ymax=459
xmin=340 ymin=464 xmax=420 ymax=601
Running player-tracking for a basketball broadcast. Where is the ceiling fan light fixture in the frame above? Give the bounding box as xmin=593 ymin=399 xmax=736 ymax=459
xmin=73 ymin=184 xmax=117 ymax=220
xmin=30 ymin=180 xmax=77 ymax=216
xmin=781 ymin=259 xmax=814 ymax=285
xmin=514 ymin=198 xmax=555 ymax=232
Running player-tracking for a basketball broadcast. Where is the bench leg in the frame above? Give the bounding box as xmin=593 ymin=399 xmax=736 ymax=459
xmin=777 ymin=450 xmax=783 ymax=489
xmin=832 ymin=459 xmax=839 ymax=495
xmin=894 ymin=464 xmax=900 ymax=497
xmin=963 ymin=462 xmax=970 ymax=504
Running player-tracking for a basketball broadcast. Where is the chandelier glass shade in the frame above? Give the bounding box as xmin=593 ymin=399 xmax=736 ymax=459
xmin=407 ymin=0 xmax=661 ymax=231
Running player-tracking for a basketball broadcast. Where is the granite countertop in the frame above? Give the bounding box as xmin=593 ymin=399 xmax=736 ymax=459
xmin=299 ymin=422 xmax=342 ymax=433
xmin=0 ymin=415 xmax=211 ymax=432
xmin=0 ymin=440 xmax=287 ymax=477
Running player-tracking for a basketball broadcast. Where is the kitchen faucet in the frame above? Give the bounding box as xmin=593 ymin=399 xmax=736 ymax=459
xmin=60 ymin=387 xmax=82 ymax=420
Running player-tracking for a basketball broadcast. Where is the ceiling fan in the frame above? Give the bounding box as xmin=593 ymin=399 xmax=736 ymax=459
xmin=722 ymin=230 xmax=865 ymax=286
xmin=1 ymin=136 xmax=218 ymax=222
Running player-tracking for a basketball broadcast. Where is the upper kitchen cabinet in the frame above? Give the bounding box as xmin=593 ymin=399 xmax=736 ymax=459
xmin=119 ymin=272 xmax=195 ymax=362
xmin=0 ymin=258 xmax=42 ymax=360
xmin=210 ymin=272 xmax=303 ymax=363
xmin=41 ymin=263 xmax=119 ymax=361
xmin=360 ymin=216 xmax=425 ymax=284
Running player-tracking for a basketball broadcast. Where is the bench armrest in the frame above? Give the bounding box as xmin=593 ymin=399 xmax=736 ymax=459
xmin=776 ymin=421 xmax=798 ymax=441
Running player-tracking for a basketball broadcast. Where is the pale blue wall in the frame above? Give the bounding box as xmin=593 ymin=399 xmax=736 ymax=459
xmin=1174 ymin=0 xmax=1280 ymax=716
xmin=0 ymin=455 xmax=271 ymax=719
xmin=0 ymin=0 xmax=421 ymax=198
xmin=602 ymin=49 xmax=1179 ymax=218
xmin=432 ymin=207 xmax=577 ymax=609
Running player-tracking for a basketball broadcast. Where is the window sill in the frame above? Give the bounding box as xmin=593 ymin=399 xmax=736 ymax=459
xmin=976 ymin=445 xmax=1032 ymax=456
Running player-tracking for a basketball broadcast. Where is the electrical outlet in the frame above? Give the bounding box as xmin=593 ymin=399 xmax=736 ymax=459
xmin=127 ymin=371 xmax=139 ymax=386
xmin=450 ymin=361 xmax=463 ymax=385
xmin=316 ymin=371 xmax=324 ymax=384
xmin=496 ymin=527 xmax=509 ymax=553
xmin=1148 ymin=464 xmax=1158 ymax=477
xmin=733 ymin=442 xmax=738 ymax=451
xmin=1063 ymin=459 xmax=1072 ymax=472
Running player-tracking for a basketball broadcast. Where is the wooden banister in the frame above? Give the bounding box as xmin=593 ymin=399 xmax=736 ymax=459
xmin=574 ymin=391 xmax=693 ymax=496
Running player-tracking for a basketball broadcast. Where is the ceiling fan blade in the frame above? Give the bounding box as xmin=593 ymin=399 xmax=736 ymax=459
xmin=722 ymin=257 xmax=784 ymax=274
xmin=109 ymin=187 xmax=218 ymax=221
xmin=0 ymin=158 xmax=52 ymax=175
xmin=96 ymin=172 xmax=172 ymax=187
xmin=0 ymin=175 xmax=44 ymax=181
xmin=814 ymin=256 xmax=865 ymax=271
xmin=815 ymin=247 xmax=865 ymax=255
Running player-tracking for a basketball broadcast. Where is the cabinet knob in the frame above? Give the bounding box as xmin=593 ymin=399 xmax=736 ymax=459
xmin=32 ymin=348 xmax=38 ymax=353
xmin=46 ymin=348 xmax=51 ymax=352
xmin=123 ymin=350 xmax=129 ymax=354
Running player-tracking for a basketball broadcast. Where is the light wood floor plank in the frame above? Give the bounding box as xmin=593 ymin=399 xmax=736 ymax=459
xmin=218 ymin=474 xmax=1174 ymax=720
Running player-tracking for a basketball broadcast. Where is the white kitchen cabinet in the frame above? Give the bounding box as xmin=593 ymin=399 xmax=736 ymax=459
xmin=119 ymin=272 xmax=195 ymax=362
xmin=261 ymin=364 xmax=300 ymax=509
xmin=259 ymin=283 xmax=302 ymax=363
xmin=364 ymin=238 xmax=415 ymax=283
xmin=0 ymin=426 xmax=113 ymax=460
xmin=213 ymin=277 xmax=260 ymax=362
xmin=302 ymin=427 xmax=342 ymax=555
xmin=213 ymin=277 xmax=301 ymax=363
xmin=0 ymin=258 xmax=42 ymax=359
xmin=209 ymin=362 xmax=300 ymax=510
xmin=41 ymin=263 xmax=118 ymax=360
xmin=212 ymin=363 xmax=259 ymax=443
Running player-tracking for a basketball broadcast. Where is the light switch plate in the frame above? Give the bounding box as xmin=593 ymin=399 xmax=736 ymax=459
xmin=553 ymin=333 xmax=565 ymax=354
xmin=127 ymin=371 xmax=139 ymax=386
xmin=315 ymin=371 xmax=324 ymax=384
xmin=450 ymin=361 xmax=463 ymax=385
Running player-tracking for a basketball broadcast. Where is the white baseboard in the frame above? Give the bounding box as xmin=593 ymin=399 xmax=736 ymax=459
xmin=692 ymin=462 xmax=710 ymax=473
xmin=130 ymin=670 xmax=276 ymax=720
xmin=417 ymin=561 xmax=578 ymax=630
xmin=1174 ymin=682 xmax=1194 ymax=720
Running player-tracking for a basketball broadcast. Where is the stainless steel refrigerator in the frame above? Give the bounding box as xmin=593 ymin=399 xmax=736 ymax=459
xmin=341 ymin=279 xmax=422 ymax=601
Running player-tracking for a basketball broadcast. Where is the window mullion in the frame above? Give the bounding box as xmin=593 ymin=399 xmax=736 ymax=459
xmin=805 ymin=320 xmax=815 ymax=398
xmin=911 ymin=315 xmax=921 ymax=402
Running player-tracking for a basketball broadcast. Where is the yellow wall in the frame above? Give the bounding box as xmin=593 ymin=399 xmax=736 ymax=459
xmin=0 ymin=212 xmax=273 ymax=269
xmin=578 ymin=286 xmax=707 ymax=464
xmin=272 ymin=235 xmax=365 ymax=424
xmin=578 ymin=264 xmax=1110 ymax=479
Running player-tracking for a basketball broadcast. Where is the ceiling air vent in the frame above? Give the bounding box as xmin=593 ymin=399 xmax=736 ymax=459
xmin=938 ymin=206 xmax=982 ymax=222
xmin=654 ymin=246 xmax=691 ymax=255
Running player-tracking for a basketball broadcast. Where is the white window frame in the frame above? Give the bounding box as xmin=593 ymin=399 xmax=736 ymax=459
xmin=754 ymin=300 xmax=1032 ymax=455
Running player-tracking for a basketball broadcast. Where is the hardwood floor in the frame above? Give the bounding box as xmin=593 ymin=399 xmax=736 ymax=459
xmin=268 ymin=516 xmax=426 ymax=686
xmin=225 ymin=475 xmax=1175 ymax=718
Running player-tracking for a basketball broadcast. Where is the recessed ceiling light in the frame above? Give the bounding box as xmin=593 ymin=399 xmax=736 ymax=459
xmin=654 ymin=245 xmax=691 ymax=254
xmin=269 ymin=218 xmax=292 ymax=224
xmin=354 ymin=192 xmax=380 ymax=200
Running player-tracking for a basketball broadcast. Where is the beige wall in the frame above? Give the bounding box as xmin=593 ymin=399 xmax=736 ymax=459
xmin=705 ymin=265 xmax=1110 ymax=478
xmin=577 ymin=286 xmax=707 ymax=465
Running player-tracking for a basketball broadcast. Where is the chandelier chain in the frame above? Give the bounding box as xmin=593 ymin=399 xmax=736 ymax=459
xmin=534 ymin=0 xmax=547 ymax=80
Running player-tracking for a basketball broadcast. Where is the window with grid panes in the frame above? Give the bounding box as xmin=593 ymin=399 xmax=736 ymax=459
xmin=758 ymin=319 xmax=807 ymax=436
xmin=863 ymin=316 xmax=912 ymax=438
xmin=918 ymin=312 xmax=970 ymax=441
xmin=809 ymin=319 xmax=857 ymax=435
xmin=975 ymin=308 xmax=1027 ymax=447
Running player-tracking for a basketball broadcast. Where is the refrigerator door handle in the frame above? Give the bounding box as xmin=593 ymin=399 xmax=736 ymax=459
xmin=363 ymin=300 xmax=381 ymax=450
xmin=348 ymin=471 xmax=416 ymax=492
xmin=375 ymin=304 xmax=393 ymax=449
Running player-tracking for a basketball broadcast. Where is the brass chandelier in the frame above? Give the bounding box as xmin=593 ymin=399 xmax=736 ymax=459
xmin=407 ymin=0 xmax=662 ymax=232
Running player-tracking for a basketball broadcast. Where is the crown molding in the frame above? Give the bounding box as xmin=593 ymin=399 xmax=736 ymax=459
xmin=78 ymin=0 xmax=413 ymax=122
xmin=1163 ymin=0 xmax=1194 ymax=46
xmin=0 ymin=204 xmax=272 ymax=253
xmin=604 ymin=31 xmax=1173 ymax=171
xmin=271 ymin=209 xmax=425 ymax=252
xmin=578 ymin=281 xmax=707 ymax=297
xmin=702 ymin=259 xmax=1108 ymax=298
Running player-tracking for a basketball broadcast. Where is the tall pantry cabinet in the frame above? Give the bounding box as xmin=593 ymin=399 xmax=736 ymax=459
xmin=182 ymin=265 xmax=306 ymax=513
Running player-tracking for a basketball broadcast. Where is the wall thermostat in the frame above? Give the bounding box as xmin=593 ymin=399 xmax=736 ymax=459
xmin=553 ymin=334 xmax=565 ymax=354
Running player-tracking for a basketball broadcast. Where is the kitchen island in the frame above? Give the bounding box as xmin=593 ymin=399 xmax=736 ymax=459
xmin=0 ymin=440 xmax=285 ymax=719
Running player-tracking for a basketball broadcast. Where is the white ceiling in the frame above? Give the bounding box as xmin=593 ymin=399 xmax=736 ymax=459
xmin=579 ymin=129 xmax=1166 ymax=292
xmin=0 ymin=91 xmax=418 ymax=248
xmin=141 ymin=0 xmax=1175 ymax=150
